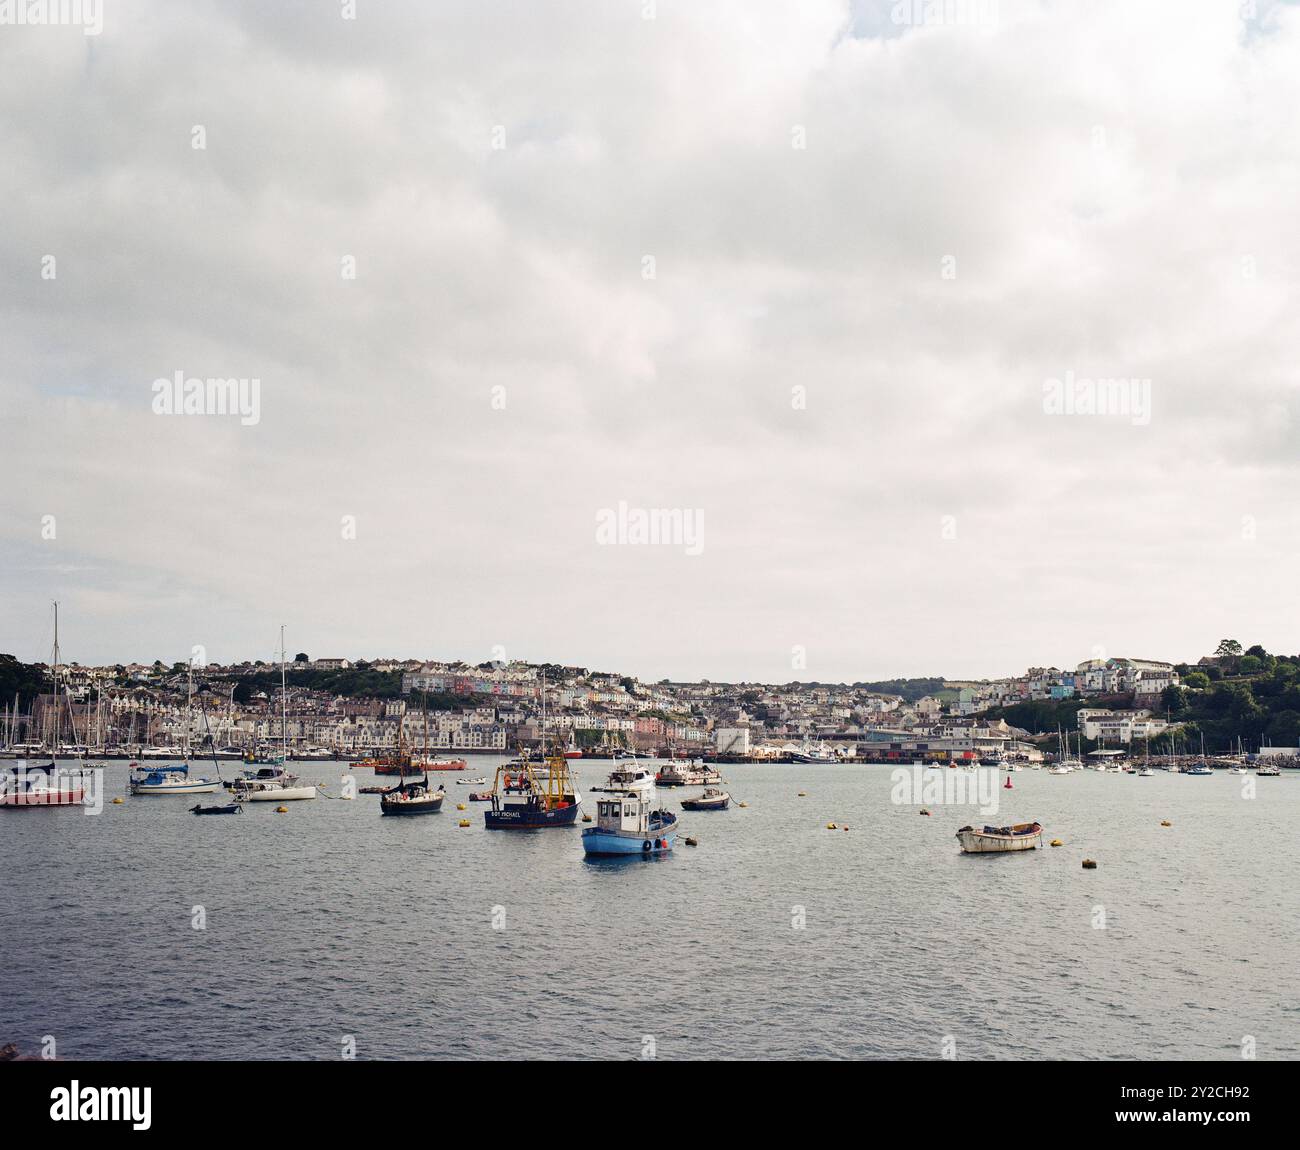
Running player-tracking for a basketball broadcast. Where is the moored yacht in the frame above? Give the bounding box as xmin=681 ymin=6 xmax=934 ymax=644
xmin=0 ymin=605 xmax=94 ymax=809
xmin=379 ymin=772 xmax=445 ymax=816
xmin=129 ymin=664 xmax=221 ymax=795
xmin=130 ymin=764 xmax=222 ymax=795
xmin=0 ymin=761 xmax=88 ymax=808
xmin=232 ymin=628 xmax=317 ymax=802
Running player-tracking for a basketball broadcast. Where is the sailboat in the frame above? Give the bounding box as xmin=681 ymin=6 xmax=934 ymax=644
xmin=1185 ymin=732 xmax=1213 ymax=774
xmin=0 ymin=603 xmax=92 ymax=808
xmin=129 ymin=663 xmax=221 ymax=795
xmin=379 ymin=767 xmax=445 ymax=816
xmin=1050 ymin=726 xmax=1081 ymax=773
xmin=231 ymin=628 xmax=317 ymax=802
xmin=378 ymin=697 xmax=447 ymax=815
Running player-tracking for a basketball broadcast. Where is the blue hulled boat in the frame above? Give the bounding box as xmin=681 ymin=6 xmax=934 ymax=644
xmin=582 ymin=764 xmax=677 ymax=856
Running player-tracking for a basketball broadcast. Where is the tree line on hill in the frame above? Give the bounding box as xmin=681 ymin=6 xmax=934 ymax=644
xmin=984 ymin=641 xmax=1300 ymax=752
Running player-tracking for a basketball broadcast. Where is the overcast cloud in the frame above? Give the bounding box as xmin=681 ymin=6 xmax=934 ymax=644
xmin=2 ymin=0 xmax=1298 ymax=681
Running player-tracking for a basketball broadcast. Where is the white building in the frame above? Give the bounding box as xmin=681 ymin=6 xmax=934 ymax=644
xmin=715 ymin=727 xmax=750 ymax=755
xmin=1077 ymin=708 xmax=1169 ymax=743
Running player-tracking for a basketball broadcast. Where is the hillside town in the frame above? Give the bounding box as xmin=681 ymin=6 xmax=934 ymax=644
xmin=1 ymin=650 xmax=1219 ymax=764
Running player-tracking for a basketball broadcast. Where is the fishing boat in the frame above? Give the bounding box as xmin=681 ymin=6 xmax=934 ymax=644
xmin=680 ymin=787 xmax=730 ymax=811
xmin=1186 ymin=763 xmax=1214 ymax=776
xmin=379 ymin=772 xmax=445 ymax=816
xmin=485 ymin=751 xmax=581 ymax=828
xmin=129 ymin=664 xmax=221 ymax=795
xmin=583 ymin=763 xmax=678 ymax=856
xmin=486 ymin=673 xmax=582 ymax=828
xmin=355 ymin=752 xmax=416 ymax=775
xmin=232 ymin=629 xmax=317 ymax=802
xmin=467 ymin=790 xmax=493 ymax=802
xmin=954 ymin=822 xmax=1043 ymax=853
xmin=1257 ymin=763 xmax=1282 ymax=776
xmin=790 ymin=743 xmax=838 ymax=764
xmin=1138 ymin=768 xmax=1155 ymax=777
xmin=1 ymin=605 xmax=93 ymax=809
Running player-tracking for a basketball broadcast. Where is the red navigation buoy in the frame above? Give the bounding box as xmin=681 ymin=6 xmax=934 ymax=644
xmin=1004 ymin=777 xmax=1013 ymax=789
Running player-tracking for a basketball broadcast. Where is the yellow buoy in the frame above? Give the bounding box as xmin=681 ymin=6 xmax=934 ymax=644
xmin=826 ymin=822 xmax=837 ymax=830
xmin=1049 ymin=838 xmax=1063 ymax=847
xmin=458 ymin=818 xmax=470 ymax=827
xmin=738 ymin=801 xmax=748 ymax=808
xmin=275 ymin=806 xmax=289 ymax=813
xmin=582 ymin=813 xmax=592 ymax=822
xmin=1160 ymin=819 xmax=1172 ymax=827
xmin=111 ymin=797 xmax=124 ymax=805
xmin=456 ymin=803 xmax=466 ymax=811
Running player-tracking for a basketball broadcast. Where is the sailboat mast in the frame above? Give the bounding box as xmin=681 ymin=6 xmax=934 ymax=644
xmin=52 ymin=601 xmax=60 ymax=761
xmin=185 ymin=661 xmax=193 ymax=760
xmin=280 ymin=625 xmax=288 ymax=761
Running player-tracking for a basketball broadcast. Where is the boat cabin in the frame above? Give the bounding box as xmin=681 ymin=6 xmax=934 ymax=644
xmin=595 ymin=791 xmax=652 ymax=834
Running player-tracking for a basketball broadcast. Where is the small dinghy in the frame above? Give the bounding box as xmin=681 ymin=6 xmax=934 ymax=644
xmin=456 ymin=777 xmax=488 ymax=786
xmin=467 ymin=791 xmax=493 ymax=802
xmin=954 ymin=821 xmax=1042 ymax=853
xmin=680 ymin=787 xmax=730 ymax=811
xmin=190 ymin=802 xmax=242 ymax=815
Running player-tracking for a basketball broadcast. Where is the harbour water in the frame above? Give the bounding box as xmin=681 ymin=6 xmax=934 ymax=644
xmin=1 ymin=759 xmax=1296 ymax=1060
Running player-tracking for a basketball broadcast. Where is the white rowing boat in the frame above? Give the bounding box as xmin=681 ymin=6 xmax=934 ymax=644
xmin=954 ymin=821 xmax=1043 ymax=853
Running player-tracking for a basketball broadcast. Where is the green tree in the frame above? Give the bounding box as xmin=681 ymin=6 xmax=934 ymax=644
xmin=1182 ymin=672 xmax=1210 ymax=689
xmin=294 ymin=652 xmax=309 ymax=663
xmin=1215 ymin=639 xmax=1243 ymax=658
xmin=1239 ymin=655 xmax=1263 ymax=675
xmin=1161 ymin=685 xmax=1188 ymax=716
xmin=1265 ymin=710 xmax=1300 ymax=747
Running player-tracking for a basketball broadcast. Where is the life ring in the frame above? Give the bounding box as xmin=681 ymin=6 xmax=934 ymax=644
xmin=642 ymin=840 xmax=652 ymax=853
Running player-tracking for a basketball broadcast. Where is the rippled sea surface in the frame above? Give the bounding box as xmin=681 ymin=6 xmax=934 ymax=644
xmin=1 ymin=759 xmax=1296 ymax=1060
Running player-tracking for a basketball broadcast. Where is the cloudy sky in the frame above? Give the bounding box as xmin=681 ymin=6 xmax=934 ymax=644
xmin=2 ymin=0 xmax=1298 ymax=682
